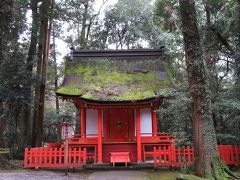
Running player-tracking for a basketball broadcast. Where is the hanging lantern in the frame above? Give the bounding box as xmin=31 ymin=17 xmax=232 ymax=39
xmin=59 ymin=122 xmax=74 ymax=139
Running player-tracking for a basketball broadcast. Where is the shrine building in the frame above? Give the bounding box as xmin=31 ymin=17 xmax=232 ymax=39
xmin=24 ymin=49 xmax=240 ymax=169
xmin=56 ymin=49 xmax=174 ymax=164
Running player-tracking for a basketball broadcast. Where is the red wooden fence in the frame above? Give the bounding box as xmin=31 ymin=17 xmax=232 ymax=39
xmin=153 ymin=145 xmax=240 ymax=169
xmin=24 ymin=147 xmax=87 ymax=169
xmin=153 ymin=145 xmax=194 ymax=168
xmin=218 ymin=145 xmax=240 ymax=166
xmin=24 ymin=145 xmax=239 ymax=169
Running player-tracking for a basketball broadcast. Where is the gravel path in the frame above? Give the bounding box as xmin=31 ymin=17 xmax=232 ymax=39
xmin=0 ymin=170 xmax=151 ymax=180
xmin=88 ymin=170 xmax=149 ymax=180
xmin=0 ymin=170 xmax=89 ymax=180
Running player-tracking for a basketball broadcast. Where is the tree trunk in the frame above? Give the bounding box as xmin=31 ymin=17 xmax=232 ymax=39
xmin=52 ymin=28 xmax=59 ymax=112
xmin=235 ymin=0 xmax=240 ymax=100
xmin=80 ymin=0 xmax=89 ymax=48
xmin=15 ymin=102 xmax=25 ymax=158
xmin=165 ymin=1 xmax=176 ymax=32
xmin=0 ymin=0 xmax=13 ymax=64
xmin=23 ymin=0 xmax=39 ymax=146
xmin=32 ymin=0 xmax=53 ymax=147
xmin=0 ymin=0 xmax=14 ymax=148
xmin=75 ymin=109 xmax=80 ymax=134
xmin=179 ymin=0 xmax=227 ymax=178
xmin=32 ymin=2 xmax=46 ymax=147
xmin=52 ymin=27 xmax=61 ymax=141
xmin=0 ymin=100 xmax=5 ymax=148
xmin=203 ymin=0 xmax=211 ymax=25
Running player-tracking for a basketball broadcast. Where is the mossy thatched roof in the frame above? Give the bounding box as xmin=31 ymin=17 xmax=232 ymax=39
xmin=57 ymin=49 xmax=174 ymax=101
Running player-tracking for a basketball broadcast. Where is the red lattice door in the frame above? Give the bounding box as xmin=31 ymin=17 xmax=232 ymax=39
xmin=109 ymin=109 xmax=129 ymax=140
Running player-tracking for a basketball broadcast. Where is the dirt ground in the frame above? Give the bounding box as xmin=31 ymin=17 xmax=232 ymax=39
xmin=0 ymin=169 xmax=210 ymax=180
xmin=0 ymin=169 xmax=151 ymax=180
xmin=0 ymin=170 xmax=90 ymax=180
xmin=0 ymin=169 xmax=174 ymax=180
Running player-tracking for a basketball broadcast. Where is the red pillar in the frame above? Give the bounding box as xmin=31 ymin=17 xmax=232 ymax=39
xmin=97 ymin=109 xmax=103 ymax=163
xmin=152 ymin=108 xmax=157 ymax=136
xmin=80 ymin=108 xmax=86 ymax=136
xmin=136 ymin=109 xmax=142 ymax=162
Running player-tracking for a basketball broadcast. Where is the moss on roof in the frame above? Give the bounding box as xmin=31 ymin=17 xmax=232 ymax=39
xmin=57 ymin=50 xmax=174 ymax=101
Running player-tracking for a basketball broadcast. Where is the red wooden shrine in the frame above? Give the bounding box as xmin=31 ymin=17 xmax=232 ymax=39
xmin=24 ymin=49 xmax=240 ymax=169
xmin=63 ymin=96 xmax=168 ymax=164
xmin=55 ymin=49 xmax=174 ymax=164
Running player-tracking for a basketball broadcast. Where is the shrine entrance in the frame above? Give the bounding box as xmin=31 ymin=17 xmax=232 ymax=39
xmin=104 ymin=109 xmax=135 ymax=142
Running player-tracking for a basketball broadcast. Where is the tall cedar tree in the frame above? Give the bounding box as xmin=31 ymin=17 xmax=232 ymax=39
xmin=0 ymin=0 xmax=14 ymax=148
xmin=235 ymin=0 xmax=240 ymax=100
xmin=23 ymin=0 xmax=39 ymax=146
xmin=179 ymin=0 xmax=237 ymax=179
xmin=32 ymin=0 xmax=53 ymax=147
xmin=52 ymin=29 xmax=59 ymax=112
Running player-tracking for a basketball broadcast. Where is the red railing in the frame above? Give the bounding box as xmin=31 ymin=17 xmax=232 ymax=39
xmin=24 ymin=147 xmax=87 ymax=169
xmin=141 ymin=133 xmax=174 ymax=144
xmin=24 ymin=143 xmax=240 ymax=169
xmin=68 ymin=134 xmax=98 ymax=144
xmin=46 ymin=143 xmax=62 ymax=148
xmin=153 ymin=145 xmax=240 ymax=169
xmin=218 ymin=145 xmax=240 ymax=166
xmin=153 ymin=145 xmax=194 ymax=168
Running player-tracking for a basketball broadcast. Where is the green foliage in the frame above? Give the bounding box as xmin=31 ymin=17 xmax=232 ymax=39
xmin=153 ymin=0 xmax=177 ymax=31
xmin=102 ymin=0 xmax=162 ymax=49
xmin=58 ymin=0 xmax=101 ymax=49
xmin=153 ymin=0 xmax=185 ymax=83
xmin=213 ymin=89 xmax=240 ymax=145
xmin=43 ymin=101 xmax=77 ymax=143
xmin=0 ymin=48 xmax=33 ymax=155
xmin=158 ymin=84 xmax=192 ymax=146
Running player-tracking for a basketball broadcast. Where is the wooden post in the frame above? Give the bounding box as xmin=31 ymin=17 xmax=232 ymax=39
xmin=153 ymin=146 xmax=157 ymax=169
xmin=103 ymin=109 xmax=107 ymax=141
xmin=234 ymin=145 xmax=239 ymax=166
xmin=64 ymin=138 xmax=68 ymax=175
xmin=152 ymin=108 xmax=157 ymax=136
xmin=136 ymin=109 xmax=142 ymax=162
xmin=80 ymin=108 xmax=86 ymax=136
xmin=97 ymin=109 xmax=103 ymax=163
xmin=24 ymin=148 xmax=28 ymax=168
